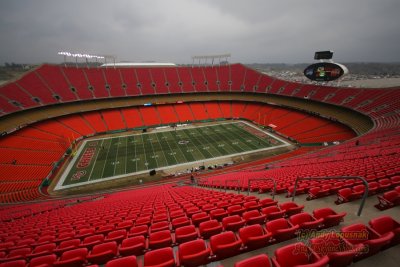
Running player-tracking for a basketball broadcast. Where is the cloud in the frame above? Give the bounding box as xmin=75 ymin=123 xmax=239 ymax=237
xmin=0 ymin=0 xmax=399 ymax=64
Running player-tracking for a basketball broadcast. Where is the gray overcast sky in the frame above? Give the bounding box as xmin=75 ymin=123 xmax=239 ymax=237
xmin=0 ymin=0 xmax=399 ymax=64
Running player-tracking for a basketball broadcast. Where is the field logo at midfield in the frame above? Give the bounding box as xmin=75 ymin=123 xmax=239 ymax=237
xmin=77 ymin=147 xmax=96 ymax=168
xmin=178 ymin=140 xmax=189 ymax=145
xmin=71 ymin=170 xmax=86 ymax=181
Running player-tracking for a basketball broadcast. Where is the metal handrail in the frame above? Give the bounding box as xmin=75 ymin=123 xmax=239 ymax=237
xmin=291 ymin=176 xmax=369 ymax=216
xmin=225 ymin=179 xmax=241 ymax=194
xmin=247 ymin=178 xmax=277 ymax=200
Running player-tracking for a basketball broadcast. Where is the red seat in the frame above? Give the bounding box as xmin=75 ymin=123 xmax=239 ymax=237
xmin=27 ymin=243 xmax=56 ymax=258
xmin=135 ymin=216 xmax=152 ymax=227
xmin=143 ymin=247 xmax=175 ymax=267
xmin=391 ymin=176 xmax=400 ymax=187
xmin=227 ymin=205 xmax=246 ymax=216
xmin=260 ymin=206 xmax=285 ymax=221
xmin=128 ymin=225 xmax=149 ymax=238
xmin=367 ymin=182 xmax=380 ymax=195
xmin=95 ymin=225 xmax=115 ymax=236
xmin=171 ymin=217 xmax=190 ymax=230
xmin=209 ymin=208 xmax=228 ymax=221
xmin=177 ymin=239 xmax=210 ymax=267
xmin=175 ymin=225 xmax=198 ymax=244
xmin=307 ymin=186 xmax=330 ymax=200
xmin=243 ymin=201 xmax=261 ymax=211
xmin=222 ymin=215 xmax=246 ymax=232
xmin=239 ymin=224 xmax=272 ymax=250
xmin=55 ymin=232 xmax=75 ymax=243
xmin=29 ymin=254 xmax=57 ymax=267
xmin=191 ymin=212 xmax=210 ymax=226
xmin=378 ymin=178 xmax=392 ymax=191
xmin=242 ymin=210 xmax=266 ymax=225
xmin=0 ymin=260 xmax=26 ymax=267
xmin=234 ymin=254 xmax=271 ymax=267
xmin=53 ymin=247 xmax=88 ymax=267
xmin=86 ymin=241 xmax=118 ymax=265
xmin=375 ymin=190 xmax=400 ymax=210
xmin=199 ymin=220 xmax=223 ymax=239
xmin=369 ymin=215 xmax=400 ymax=246
xmin=259 ymin=198 xmax=278 ymax=208
xmin=104 ymin=229 xmax=127 ymax=244
xmin=148 ymin=230 xmax=173 ymax=249
xmin=80 ymin=234 xmax=104 ymax=250
xmin=54 ymin=239 xmax=81 ymax=256
xmin=272 ymin=242 xmax=329 ymax=267
xmin=119 ymin=236 xmax=146 ymax=256
xmin=150 ymin=221 xmax=170 ymax=233
xmin=116 ymin=220 xmax=134 ymax=230
xmin=334 ymin=188 xmax=363 ymax=204
xmin=75 ymin=228 xmax=95 ymax=239
xmin=279 ymin=202 xmax=304 ymax=217
xmin=312 ymin=208 xmax=346 ymax=228
xmin=210 ymin=231 xmax=242 ymax=260
xmin=289 ymin=212 xmax=323 ymax=230
xmin=1 ymin=247 xmax=31 ymax=262
xmin=341 ymin=223 xmax=394 ymax=260
xmin=310 ymin=232 xmax=356 ymax=267
xmin=265 ymin=218 xmax=299 ymax=243
xmin=105 ymin=256 xmax=138 ymax=267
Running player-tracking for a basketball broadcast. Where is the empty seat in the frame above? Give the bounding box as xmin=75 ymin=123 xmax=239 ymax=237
xmin=259 ymin=198 xmax=278 ymax=208
xmin=272 ymin=242 xmax=329 ymax=267
xmin=369 ymin=215 xmax=400 ymax=246
xmin=243 ymin=201 xmax=262 ymax=211
xmin=209 ymin=208 xmax=228 ymax=221
xmin=279 ymin=202 xmax=304 ymax=217
xmin=210 ymin=231 xmax=242 ymax=260
xmin=53 ymin=247 xmax=88 ymax=267
xmin=29 ymin=254 xmax=57 ymax=267
xmin=148 ymin=230 xmax=173 ymax=249
xmin=222 ymin=215 xmax=246 ymax=232
xmin=175 ymin=225 xmax=198 ymax=244
xmin=54 ymin=239 xmax=81 ymax=256
xmin=265 ymin=218 xmax=299 ymax=243
xmin=289 ymin=212 xmax=323 ymax=230
xmin=1 ymin=247 xmax=31 ymax=262
xmin=119 ymin=236 xmax=146 ymax=256
xmin=341 ymin=223 xmax=394 ymax=260
xmin=227 ymin=205 xmax=246 ymax=216
xmin=128 ymin=225 xmax=149 ymax=238
xmin=306 ymin=186 xmax=330 ymax=200
xmin=312 ymin=208 xmax=346 ymax=228
xmin=116 ymin=220 xmax=134 ymax=230
xmin=239 ymin=224 xmax=272 ymax=250
xmin=177 ymin=239 xmax=211 ymax=267
xmin=375 ymin=190 xmax=400 ymax=210
xmin=80 ymin=234 xmax=104 ymax=250
xmin=105 ymin=256 xmax=138 ymax=267
xmin=310 ymin=232 xmax=356 ymax=267
xmin=171 ymin=216 xmax=190 ymax=230
xmin=234 ymin=254 xmax=271 ymax=267
xmin=199 ymin=220 xmax=223 ymax=239
xmin=104 ymin=229 xmax=127 ymax=244
xmin=143 ymin=247 xmax=175 ymax=267
xmin=150 ymin=221 xmax=170 ymax=233
xmin=191 ymin=212 xmax=210 ymax=226
xmin=0 ymin=260 xmax=26 ymax=267
xmin=27 ymin=243 xmax=56 ymax=258
xmin=335 ymin=188 xmax=363 ymax=204
xmin=261 ymin=206 xmax=285 ymax=221
xmin=86 ymin=241 xmax=118 ymax=265
xmin=242 ymin=210 xmax=266 ymax=225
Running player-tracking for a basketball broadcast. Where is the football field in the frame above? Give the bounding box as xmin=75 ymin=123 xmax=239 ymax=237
xmin=55 ymin=121 xmax=290 ymax=190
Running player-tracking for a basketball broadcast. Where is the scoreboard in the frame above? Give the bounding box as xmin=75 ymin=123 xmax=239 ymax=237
xmin=304 ymin=62 xmax=348 ymax=82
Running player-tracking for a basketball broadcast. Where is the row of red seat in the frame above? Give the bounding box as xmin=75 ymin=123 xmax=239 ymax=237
xmin=1 ymin=64 xmax=400 ymax=122
xmin=232 ymin=215 xmax=400 ymax=267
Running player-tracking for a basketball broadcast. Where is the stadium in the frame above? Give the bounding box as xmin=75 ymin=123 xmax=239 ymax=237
xmin=1 ymin=0 xmax=400 ymax=266
xmin=0 ymin=59 xmax=399 ymax=267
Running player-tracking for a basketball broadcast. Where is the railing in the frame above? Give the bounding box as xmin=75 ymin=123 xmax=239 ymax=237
xmin=247 ymin=178 xmax=277 ymax=200
xmin=291 ymin=176 xmax=369 ymax=216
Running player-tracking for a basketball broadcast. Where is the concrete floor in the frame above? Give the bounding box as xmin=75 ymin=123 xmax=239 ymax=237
xmin=206 ymin=187 xmax=400 ymax=267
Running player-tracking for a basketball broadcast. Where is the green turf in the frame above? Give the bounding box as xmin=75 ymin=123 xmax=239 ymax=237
xmin=60 ymin=122 xmax=285 ymax=187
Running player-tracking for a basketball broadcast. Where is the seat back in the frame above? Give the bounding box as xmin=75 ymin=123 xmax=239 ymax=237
xmin=290 ymin=212 xmax=312 ymax=225
xmin=266 ymin=218 xmax=288 ymax=233
xmin=29 ymin=254 xmax=57 ymax=267
xmin=239 ymin=224 xmax=264 ymax=241
xmin=91 ymin=241 xmax=117 ymax=254
xmin=144 ymin=247 xmax=175 ymax=266
xmin=179 ymin=239 xmax=206 ymax=255
xmin=175 ymin=225 xmax=196 ymax=235
xmin=369 ymin=216 xmax=397 ymax=235
xmin=275 ymin=242 xmax=310 ymax=266
xmin=234 ymin=254 xmax=270 ymax=267
xmin=105 ymin=256 xmax=137 ymax=267
xmin=61 ymin=247 xmax=88 ymax=260
xmin=313 ymin=208 xmax=335 ymax=219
